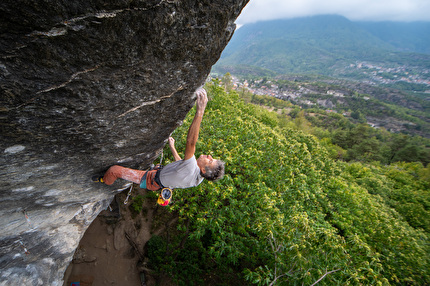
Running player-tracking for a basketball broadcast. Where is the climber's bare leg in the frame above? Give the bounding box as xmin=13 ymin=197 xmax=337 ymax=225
xmin=102 ymin=165 xmax=146 ymax=185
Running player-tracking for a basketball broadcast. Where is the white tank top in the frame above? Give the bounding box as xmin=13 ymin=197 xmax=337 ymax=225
xmin=159 ymin=156 xmax=204 ymax=189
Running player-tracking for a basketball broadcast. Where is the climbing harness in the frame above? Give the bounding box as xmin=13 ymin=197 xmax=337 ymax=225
xmin=152 ymin=158 xmax=174 ymax=207
xmin=125 ymin=150 xmax=172 ymax=207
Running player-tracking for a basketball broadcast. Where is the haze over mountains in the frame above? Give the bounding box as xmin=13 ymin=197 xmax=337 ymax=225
xmin=213 ymin=15 xmax=430 ymax=139
xmin=214 ymin=15 xmax=430 ymax=79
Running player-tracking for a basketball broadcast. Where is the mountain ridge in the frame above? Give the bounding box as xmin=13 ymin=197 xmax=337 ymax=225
xmin=214 ymin=15 xmax=430 ymax=77
xmin=357 ymin=20 xmax=430 ymax=54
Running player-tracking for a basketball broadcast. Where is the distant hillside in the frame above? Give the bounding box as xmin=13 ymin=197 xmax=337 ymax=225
xmin=357 ymin=21 xmax=430 ymax=54
xmin=213 ymin=15 xmax=430 ymax=80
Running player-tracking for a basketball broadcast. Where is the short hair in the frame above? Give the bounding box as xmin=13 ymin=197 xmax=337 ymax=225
xmin=201 ymin=160 xmax=225 ymax=181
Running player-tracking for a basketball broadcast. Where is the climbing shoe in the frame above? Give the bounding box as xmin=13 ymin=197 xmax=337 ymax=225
xmin=92 ymin=176 xmax=104 ymax=183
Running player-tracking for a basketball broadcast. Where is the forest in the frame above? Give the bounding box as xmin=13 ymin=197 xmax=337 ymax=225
xmin=241 ymin=90 xmax=430 ymax=166
xmin=141 ymin=81 xmax=429 ymax=285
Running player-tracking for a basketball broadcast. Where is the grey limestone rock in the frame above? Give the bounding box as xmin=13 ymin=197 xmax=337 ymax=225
xmin=0 ymin=0 xmax=249 ymax=284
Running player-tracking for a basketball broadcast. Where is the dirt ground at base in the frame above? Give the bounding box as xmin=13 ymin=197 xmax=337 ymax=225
xmin=63 ymin=186 xmax=176 ymax=286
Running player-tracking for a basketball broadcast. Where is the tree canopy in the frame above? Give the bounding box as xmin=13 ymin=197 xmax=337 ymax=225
xmin=146 ymin=82 xmax=430 ymax=285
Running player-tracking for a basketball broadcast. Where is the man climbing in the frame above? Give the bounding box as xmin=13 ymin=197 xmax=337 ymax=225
xmin=93 ymin=87 xmax=225 ymax=198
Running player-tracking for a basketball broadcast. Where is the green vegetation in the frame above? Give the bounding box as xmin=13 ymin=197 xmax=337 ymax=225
xmin=330 ymin=125 xmax=430 ymax=165
xmin=131 ymin=195 xmax=145 ymax=213
xmin=147 ymin=82 xmax=430 ymax=285
xmin=234 ymin=75 xmax=430 ymax=138
xmin=357 ymin=21 xmax=430 ymax=55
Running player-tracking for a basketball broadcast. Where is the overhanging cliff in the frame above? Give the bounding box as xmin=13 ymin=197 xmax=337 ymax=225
xmin=0 ymin=0 xmax=249 ymax=284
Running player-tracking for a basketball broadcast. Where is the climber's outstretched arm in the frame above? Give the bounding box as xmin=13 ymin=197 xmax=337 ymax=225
xmin=168 ymin=137 xmax=181 ymax=161
xmin=184 ymin=88 xmax=207 ymax=160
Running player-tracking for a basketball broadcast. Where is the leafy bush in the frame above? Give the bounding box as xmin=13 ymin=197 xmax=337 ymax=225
xmin=131 ymin=195 xmax=145 ymax=213
xmin=146 ymin=235 xmax=166 ymax=270
xmin=150 ymin=82 xmax=429 ymax=285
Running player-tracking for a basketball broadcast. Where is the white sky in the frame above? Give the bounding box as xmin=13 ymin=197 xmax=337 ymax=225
xmin=236 ymin=0 xmax=430 ymax=25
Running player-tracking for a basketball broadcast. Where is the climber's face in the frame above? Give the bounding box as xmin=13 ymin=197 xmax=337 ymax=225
xmin=197 ymin=154 xmax=217 ymax=173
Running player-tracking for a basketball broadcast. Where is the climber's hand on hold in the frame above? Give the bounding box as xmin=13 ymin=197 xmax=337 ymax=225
xmin=184 ymin=87 xmax=207 ymax=160
xmin=168 ymin=136 xmax=175 ymax=147
xmin=195 ymin=88 xmax=208 ymax=116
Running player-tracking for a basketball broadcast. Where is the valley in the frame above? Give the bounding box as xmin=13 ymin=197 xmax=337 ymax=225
xmin=212 ymin=15 xmax=430 ymax=139
xmin=219 ymin=73 xmax=430 ymax=138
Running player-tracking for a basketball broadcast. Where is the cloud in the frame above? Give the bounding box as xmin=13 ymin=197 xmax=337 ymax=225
xmin=236 ymin=0 xmax=430 ymax=25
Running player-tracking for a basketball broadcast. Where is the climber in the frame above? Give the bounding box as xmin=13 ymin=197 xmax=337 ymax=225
xmin=93 ymin=87 xmax=225 ymax=196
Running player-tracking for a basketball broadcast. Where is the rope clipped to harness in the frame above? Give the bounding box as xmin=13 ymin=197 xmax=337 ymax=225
xmin=157 ymin=187 xmax=173 ymax=206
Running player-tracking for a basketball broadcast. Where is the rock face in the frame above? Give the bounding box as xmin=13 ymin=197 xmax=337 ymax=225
xmin=0 ymin=0 xmax=248 ymax=284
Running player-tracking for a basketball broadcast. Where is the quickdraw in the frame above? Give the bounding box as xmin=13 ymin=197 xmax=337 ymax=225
xmin=123 ymin=185 xmax=133 ymax=205
xmin=19 ymin=240 xmax=30 ymax=255
xmin=159 ymin=150 xmax=164 ymax=165
xmin=23 ymin=210 xmax=31 ymax=227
